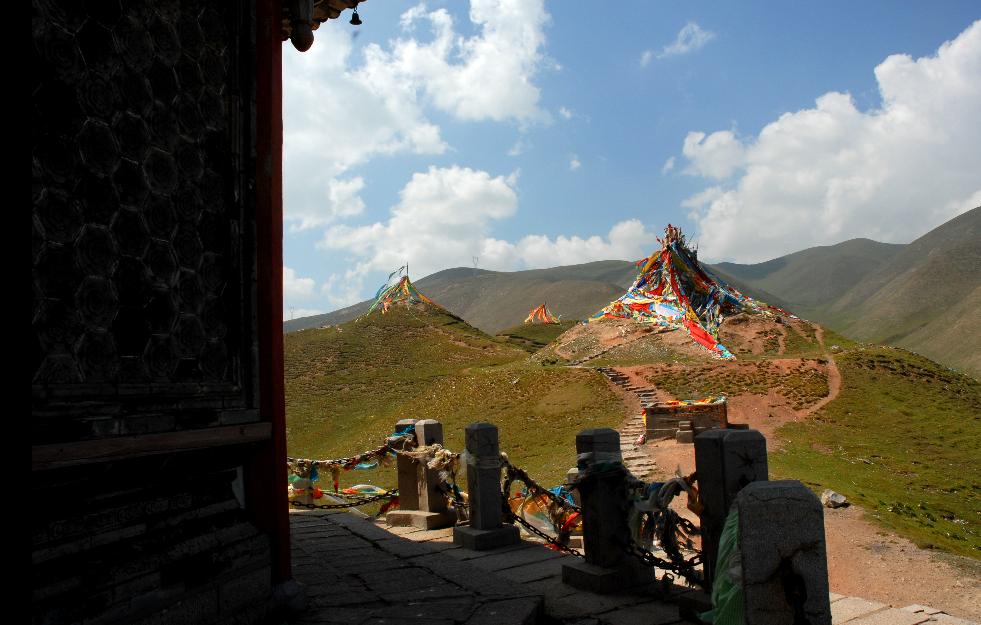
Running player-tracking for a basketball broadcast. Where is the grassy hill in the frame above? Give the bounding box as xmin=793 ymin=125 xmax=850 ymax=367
xmin=285 ymin=283 xmax=980 ymax=561
xmin=495 ymin=320 xmax=579 ymax=352
xmin=284 ymin=304 xmax=623 ymax=487
xmin=771 ymin=346 xmax=980 ymax=558
xmin=287 ymin=209 xmax=979 ymax=376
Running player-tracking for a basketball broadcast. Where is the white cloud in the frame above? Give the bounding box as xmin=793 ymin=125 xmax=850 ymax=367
xmin=682 ymin=130 xmax=745 ymax=179
xmin=287 ymin=176 xmax=367 ymax=232
xmin=661 ymin=156 xmax=676 ymax=175
xmin=559 ymin=106 xmax=574 ymax=120
xmin=681 ymin=20 xmax=981 ymax=263
xmin=569 ymin=154 xmax=581 ymax=171
xmin=511 ymin=219 xmax=659 ymax=268
xmin=318 ymin=165 xmax=660 ymax=294
xmin=320 ymin=166 xmax=520 ymax=280
xmin=287 ymin=307 xmax=325 ymax=320
xmin=283 ymin=29 xmax=446 ymax=229
xmin=658 ymin=22 xmax=715 ymax=59
xmin=508 ymin=138 xmax=530 ymax=156
xmin=284 ymin=267 xmax=317 ymax=299
xmin=282 ymin=0 xmax=554 ymax=229
xmin=680 ymin=186 xmax=724 ymax=212
xmin=321 ymin=272 xmax=367 ymax=309
xmin=640 ymin=50 xmax=653 ymax=68
xmin=376 ymin=0 xmax=552 ymax=123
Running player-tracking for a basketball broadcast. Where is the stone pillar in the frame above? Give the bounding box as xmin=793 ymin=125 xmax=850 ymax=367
xmin=453 ymin=423 xmax=520 ymax=550
xmin=735 ymin=480 xmax=831 ymax=625
xmin=386 ymin=419 xmax=457 ymax=530
xmin=562 ymin=428 xmax=651 ymax=593
xmin=694 ymin=428 xmax=768 ymax=590
xmin=388 ymin=418 xmax=418 ymax=511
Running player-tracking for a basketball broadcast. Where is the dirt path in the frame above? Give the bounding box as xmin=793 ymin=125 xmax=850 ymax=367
xmin=806 ymin=326 xmax=842 ymax=416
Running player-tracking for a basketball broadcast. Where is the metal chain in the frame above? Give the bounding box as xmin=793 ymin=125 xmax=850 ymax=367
xmin=622 ymin=539 xmax=704 ymax=587
xmin=502 ymin=504 xmax=584 ymax=557
xmin=289 ymin=491 xmax=397 ymax=510
xmin=501 ymin=459 xmax=581 ymax=513
xmin=499 ymin=459 xmax=583 ymax=557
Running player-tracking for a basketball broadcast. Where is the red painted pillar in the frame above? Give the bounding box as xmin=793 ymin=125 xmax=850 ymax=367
xmin=254 ymin=0 xmax=290 ymax=584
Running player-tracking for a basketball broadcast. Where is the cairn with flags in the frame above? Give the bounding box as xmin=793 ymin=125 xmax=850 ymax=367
xmin=589 ymin=225 xmax=792 ymax=359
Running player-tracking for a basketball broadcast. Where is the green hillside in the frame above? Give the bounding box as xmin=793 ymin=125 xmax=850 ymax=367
xmin=284 ymin=304 xmax=622 ymax=487
xmin=709 ymin=208 xmax=981 ymax=376
xmin=495 ymin=320 xmax=579 ymax=352
xmin=771 ymin=346 xmax=981 ymax=558
xmin=285 ymin=287 xmax=980 ymax=561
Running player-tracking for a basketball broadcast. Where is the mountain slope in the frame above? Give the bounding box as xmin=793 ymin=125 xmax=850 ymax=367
xmin=707 ymin=207 xmax=981 ymax=375
xmin=824 ymin=208 xmax=981 ymax=375
xmin=284 ymin=260 xmax=637 ymax=334
xmin=712 ymin=238 xmax=905 ymax=320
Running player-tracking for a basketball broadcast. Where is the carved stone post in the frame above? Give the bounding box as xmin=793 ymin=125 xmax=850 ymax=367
xmin=387 ymin=419 xmax=457 ymax=530
xmin=735 ymin=480 xmax=831 ymax=625
xmin=562 ymin=428 xmax=650 ymax=593
xmin=694 ymin=428 xmax=768 ymax=590
xmin=388 ymin=418 xmax=418 ymax=511
xmin=453 ymin=423 xmax=520 ymax=550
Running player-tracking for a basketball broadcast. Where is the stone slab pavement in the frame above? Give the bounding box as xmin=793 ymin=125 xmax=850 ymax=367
xmin=288 ymin=510 xmax=978 ymax=625
xmin=829 ymin=595 xmax=979 ymax=625
xmin=287 ymin=509 xmax=702 ymax=625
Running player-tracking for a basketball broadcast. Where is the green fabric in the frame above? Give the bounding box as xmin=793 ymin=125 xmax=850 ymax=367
xmin=701 ymin=508 xmax=745 ymax=625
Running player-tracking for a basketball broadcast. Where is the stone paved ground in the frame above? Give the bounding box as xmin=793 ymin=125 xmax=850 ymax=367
xmin=288 ymin=510 xmax=702 ymax=625
xmin=288 ymin=510 xmax=978 ymax=625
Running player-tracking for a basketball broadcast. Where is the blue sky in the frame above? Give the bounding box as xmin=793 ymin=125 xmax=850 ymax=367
xmin=281 ymin=2 xmax=980 ymax=318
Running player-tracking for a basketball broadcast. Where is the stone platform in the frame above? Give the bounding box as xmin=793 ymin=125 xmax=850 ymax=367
xmin=288 ymin=510 xmax=701 ymax=625
xmin=288 ymin=510 xmax=977 ymax=625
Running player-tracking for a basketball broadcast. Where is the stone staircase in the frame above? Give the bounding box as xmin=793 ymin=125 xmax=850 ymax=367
xmin=595 ymin=367 xmax=659 ymax=480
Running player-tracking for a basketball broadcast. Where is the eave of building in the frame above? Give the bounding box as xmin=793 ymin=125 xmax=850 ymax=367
xmin=281 ymin=0 xmax=363 ymax=51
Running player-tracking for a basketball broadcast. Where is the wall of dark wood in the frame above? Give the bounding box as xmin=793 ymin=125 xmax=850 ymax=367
xmin=32 ymin=1 xmax=275 ymax=623
xmin=32 ymin=0 xmax=259 ymax=442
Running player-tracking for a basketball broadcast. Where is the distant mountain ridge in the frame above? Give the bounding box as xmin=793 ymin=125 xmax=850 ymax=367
xmin=718 ymin=207 xmax=980 ymax=375
xmin=286 ymin=208 xmax=980 ymax=376
xmin=283 ymin=260 xmax=638 ymax=334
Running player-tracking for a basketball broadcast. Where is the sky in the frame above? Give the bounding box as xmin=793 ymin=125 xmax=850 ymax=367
xmin=281 ymin=1 xmax=981 ymax=318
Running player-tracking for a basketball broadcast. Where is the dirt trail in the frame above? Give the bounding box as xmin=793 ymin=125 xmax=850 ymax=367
xmin=806 ymin=325 xmax=842 ymax=416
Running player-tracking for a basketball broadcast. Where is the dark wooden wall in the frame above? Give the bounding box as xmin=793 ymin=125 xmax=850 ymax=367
xmin=32 ymin=1 xmax=283 ymax=623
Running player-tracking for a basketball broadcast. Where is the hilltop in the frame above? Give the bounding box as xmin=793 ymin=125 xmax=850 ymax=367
xmin=284 ymin=304 xmax=624 ymax=485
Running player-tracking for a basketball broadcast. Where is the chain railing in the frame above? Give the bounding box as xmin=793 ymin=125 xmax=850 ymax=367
xmin=500 ymin=456 xmax=584 ymax=557
xmin=286 ymin=423 xmax=704 ymax=587
xmin=619 ymin=473 xmax=705 ymax=587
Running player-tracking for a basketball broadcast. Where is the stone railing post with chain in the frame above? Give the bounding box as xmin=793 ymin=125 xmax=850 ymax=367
xmin=694 ymin=428 xmax=768 ymax=590
xmin=562 ymin=428 xmax=652 ymax=593
xmin=453 ymin=423 xmax=520 ymax=550
xmin=386 ymin=419 xmax=457 ymax=530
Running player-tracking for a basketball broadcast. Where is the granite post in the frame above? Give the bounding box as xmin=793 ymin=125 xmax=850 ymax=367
xmin=387 ymin=419 xmax=457 ymax=529
xmin=736 ymin=480 xmax=831 ymax=625
xmin=694 ymin=428 xmax=768 ymax=590
xmin=562 ymin=428 xmax=650 ymax=593
xmin=453 ymin=423 xmax=520 ymax=550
